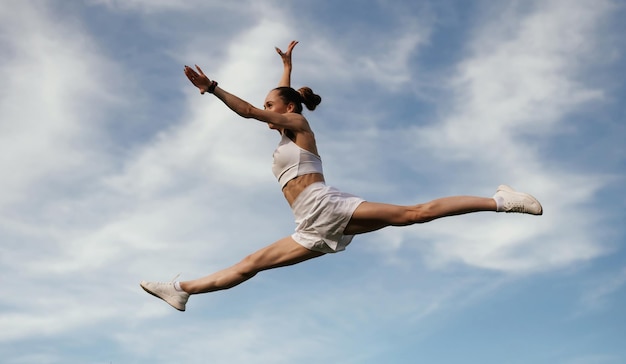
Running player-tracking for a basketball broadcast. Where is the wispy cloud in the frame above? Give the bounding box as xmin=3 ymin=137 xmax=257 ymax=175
xmin=0 ymin=3 xmax=122 ymax=208
xmin=0 ymin=0 xmax=623 ymax=363
xmin=372 ymin=0 xmax=618 ymax=274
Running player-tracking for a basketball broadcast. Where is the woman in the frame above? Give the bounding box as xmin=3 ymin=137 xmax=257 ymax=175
xmin=140 ymin=41 xmax=542 ymax=311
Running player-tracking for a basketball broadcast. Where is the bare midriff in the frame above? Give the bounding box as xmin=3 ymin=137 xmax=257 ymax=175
xmin=282 ymin=173 xmax=325 ymax=206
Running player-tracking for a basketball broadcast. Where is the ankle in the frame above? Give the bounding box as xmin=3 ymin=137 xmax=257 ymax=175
xmin=174 ymin=281 xmax=187 ymax=293
xmin=493 ymin=196 xmax=505 ymax=212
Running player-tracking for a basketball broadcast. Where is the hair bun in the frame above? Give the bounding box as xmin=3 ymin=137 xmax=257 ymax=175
xmin=298 ymin=87 xmax=322 ymax=111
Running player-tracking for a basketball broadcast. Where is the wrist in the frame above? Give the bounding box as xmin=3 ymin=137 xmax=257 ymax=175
xmin=207 ymin=80 xmax=218 ymax=93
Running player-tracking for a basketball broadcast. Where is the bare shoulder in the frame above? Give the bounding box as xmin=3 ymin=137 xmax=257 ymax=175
xmin=283 ymin=112 xmax=310 ymax=131
xmin=289 ymin=118 xmax=319 ymax=155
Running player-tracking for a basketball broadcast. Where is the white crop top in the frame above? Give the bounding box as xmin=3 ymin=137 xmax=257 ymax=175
xmin=272 ymin=132 xmax=324 ymax=188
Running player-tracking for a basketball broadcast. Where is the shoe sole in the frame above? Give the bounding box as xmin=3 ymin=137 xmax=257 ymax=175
xmin=140 ymin=282 xmax=186 ymax=312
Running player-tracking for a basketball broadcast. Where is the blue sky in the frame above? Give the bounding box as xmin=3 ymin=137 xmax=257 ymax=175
xmin=1 ymin=0 xmax=625 ymax=363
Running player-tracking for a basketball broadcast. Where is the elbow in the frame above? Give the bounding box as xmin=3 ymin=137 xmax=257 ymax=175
xmin=238 ymin=104 xmax=260 ymax=119
xmin=242 ymin=104 xmax=255 ymax=118
xmin=233 ymin=104 xmax=253 ymax=119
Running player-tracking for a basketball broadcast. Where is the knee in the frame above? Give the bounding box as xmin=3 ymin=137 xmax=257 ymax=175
xmin=236 ymin=255 xmax=261 ymax=279
xmin=406 ymin=203 xmax=436 ymax=224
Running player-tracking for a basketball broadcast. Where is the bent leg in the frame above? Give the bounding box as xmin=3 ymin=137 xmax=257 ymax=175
xmin=344 ymin=196 xmax=496 ymax=235
xmin=180 ymin=236 xmax=324 ymax=294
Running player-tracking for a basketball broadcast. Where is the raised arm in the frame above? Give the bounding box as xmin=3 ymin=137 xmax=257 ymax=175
xmin=275 ymin=40 xmax=298 ymax=87
xmin=183 ymin=65 xmax=307 ymax=131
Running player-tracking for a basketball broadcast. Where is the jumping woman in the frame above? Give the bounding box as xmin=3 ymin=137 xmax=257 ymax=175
xmin=140 ymin=41 xmax=542 ymax=311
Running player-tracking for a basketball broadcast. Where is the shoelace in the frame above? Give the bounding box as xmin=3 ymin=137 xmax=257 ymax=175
xmin=152 ymin=273 xmax=181 ymax=286
xmin=504 ymin=200 xmax=528 ymax=213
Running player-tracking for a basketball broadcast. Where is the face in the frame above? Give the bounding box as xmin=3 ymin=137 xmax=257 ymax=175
xmin=264 ymin=90 xmax=293 ymax=130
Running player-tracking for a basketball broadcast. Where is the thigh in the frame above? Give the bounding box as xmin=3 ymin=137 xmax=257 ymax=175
xmin=247 ymin=236 xmax=325 ymax=272
xmin=343 ymin=201 xmax=410 ymax=235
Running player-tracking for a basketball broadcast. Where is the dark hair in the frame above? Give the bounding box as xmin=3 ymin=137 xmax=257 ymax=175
xmin=274 ymin=86 xmax=322 ymax=114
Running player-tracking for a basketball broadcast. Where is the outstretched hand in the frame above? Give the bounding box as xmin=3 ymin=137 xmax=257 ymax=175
xmin=184 ymin=65 xmax=211 ymax=94
xmin=275 ymin=40 xmax=298 ymax=66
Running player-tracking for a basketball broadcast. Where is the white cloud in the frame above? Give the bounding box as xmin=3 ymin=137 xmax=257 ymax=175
xmin=0 ymin=3 xmax=308 ymax=348
xmin=296 ymin=16 xmax=429 ymax=92
xmin=0 ymin=1 xmax=623 ymax=363
xmin=0 ymin=0 xmax=153 ymax=344
xmin=0 ymin=3 xmax=122 ymax=208
xmin=88 ymin=0 xmax=228 ymax=12
xmin=370 ymin=0 xmax=618 ymax=273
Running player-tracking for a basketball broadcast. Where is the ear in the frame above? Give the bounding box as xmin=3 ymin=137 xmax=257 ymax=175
xmin=286 ymin=102 xmax=296 ymax=113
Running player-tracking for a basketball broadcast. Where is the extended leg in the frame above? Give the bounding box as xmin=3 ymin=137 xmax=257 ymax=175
xmin=344 ymin=185 xmax=542 ymax=235
xmin=344 ymin=195 xmax=496 ymax=235
xmin=140 ymin=236 xmax=323 ymax=311
xmin=181 ymin=236 xmax=324 ymax=294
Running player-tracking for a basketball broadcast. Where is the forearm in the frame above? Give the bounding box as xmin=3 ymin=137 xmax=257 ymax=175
xmin=278 ymin=63 xmax=292 ymax=87
xmin=212 ymin=87 xmax=255 ymax=118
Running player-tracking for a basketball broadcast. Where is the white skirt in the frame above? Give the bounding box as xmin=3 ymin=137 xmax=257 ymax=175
xmin=290 ymin=182 xmax=364 ymax=253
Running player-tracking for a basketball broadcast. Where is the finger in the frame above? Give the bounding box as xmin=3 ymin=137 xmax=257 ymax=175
xmin=185 ymin=72 xmax=197 ymax=83
xmin=184 ymin=68 xmax=195 ymax=80
xmin=288 ymin=40 xmax=298 ymax=51
xmin=184 ymin=65 xmax=197 ymax=77
xmin=275 ymin=47 xmax=283 ymax=55
xmin=195 ymin=64 xmax=205 ymax=76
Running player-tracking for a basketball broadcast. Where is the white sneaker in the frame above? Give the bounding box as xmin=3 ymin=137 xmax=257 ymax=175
xmin=140 ymin=277 xmax=189 ymax=311
xmin=493 ymin=185 xmax=543 ymax=215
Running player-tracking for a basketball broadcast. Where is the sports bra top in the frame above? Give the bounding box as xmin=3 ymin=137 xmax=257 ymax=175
xmin=272 ymin=132 xmax=324 ymax=188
